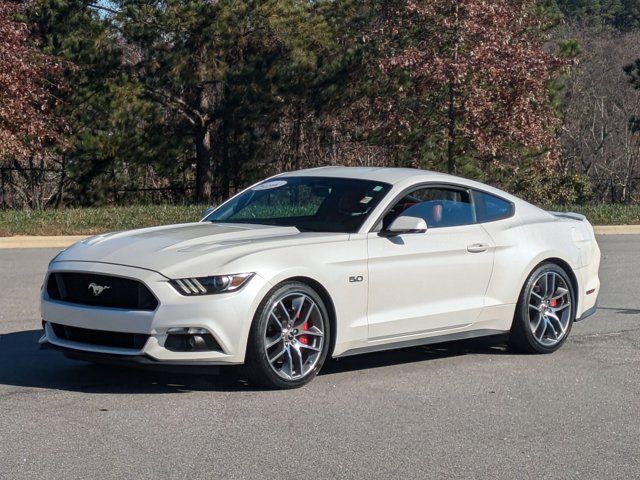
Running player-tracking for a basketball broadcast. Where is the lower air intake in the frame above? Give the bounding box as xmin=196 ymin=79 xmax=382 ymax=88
xmin=50 ymin=323 xmax=149 ymax=350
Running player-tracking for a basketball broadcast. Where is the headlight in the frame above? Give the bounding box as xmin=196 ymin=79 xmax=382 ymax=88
xmin=170 ymin=273 xmax=254 ymax=296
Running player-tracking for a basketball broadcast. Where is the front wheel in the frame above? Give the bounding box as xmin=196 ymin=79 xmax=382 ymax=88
xmin=509 ymin=263 xmax=575 ymax=354
xmin=244 ymin=282 xmax=331 ymax=389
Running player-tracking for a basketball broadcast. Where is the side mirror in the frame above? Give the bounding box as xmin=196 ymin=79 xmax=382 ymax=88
xmin=201 ymin=206 xmax=216 ymax=219
xmin=381 ymin=215 xmax=428 ymax=237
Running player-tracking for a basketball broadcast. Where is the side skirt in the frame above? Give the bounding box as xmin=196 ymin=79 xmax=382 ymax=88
xmin=335 ymin=329 xmax=507 ymax=358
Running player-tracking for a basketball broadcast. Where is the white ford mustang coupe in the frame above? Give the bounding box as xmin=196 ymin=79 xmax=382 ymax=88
xmin=40 ymin=167 xmax=600 ymax=388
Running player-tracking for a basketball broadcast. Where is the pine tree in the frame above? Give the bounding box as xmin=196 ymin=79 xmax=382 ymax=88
xmin=33 ymin=0 xmax=184 ymax=205
xmin=624 ymin=58 xmax=640 ymax=132
xmin=109 ymin=0 xmax=346 ymax=203
xmin=555 ymin=0 xmax=639 ymax=30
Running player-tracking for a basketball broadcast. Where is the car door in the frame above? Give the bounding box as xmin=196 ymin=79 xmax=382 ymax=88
xmin=366 ymin=185 xmax=495 ymax=340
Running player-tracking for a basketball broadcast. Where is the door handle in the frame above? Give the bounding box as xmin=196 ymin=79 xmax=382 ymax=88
xmin=467 ymin=243 xmax=489 ymax=253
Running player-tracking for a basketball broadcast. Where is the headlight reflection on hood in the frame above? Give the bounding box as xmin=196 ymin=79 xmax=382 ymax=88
xmin=170 ymin=273 xmax=255 ymax=296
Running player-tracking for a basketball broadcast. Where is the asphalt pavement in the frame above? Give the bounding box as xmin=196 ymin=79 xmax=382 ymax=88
xmin=0 ymin=236 xmax=639 ymax=480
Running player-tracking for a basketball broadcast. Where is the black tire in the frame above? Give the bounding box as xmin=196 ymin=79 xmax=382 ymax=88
xmin=244 ymin=281 xmax=331 ymax=389
xmin=509 ymin=263 xmax=576 ymax=354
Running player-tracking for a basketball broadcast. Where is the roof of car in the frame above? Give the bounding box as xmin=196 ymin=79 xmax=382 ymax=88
xmin=270 ymin=166 xmax=548 ymax=221
xmin=275 ymin=166 xmax=452 ymax=184
xmin=273 ymin=166 xmax=534 ymax=209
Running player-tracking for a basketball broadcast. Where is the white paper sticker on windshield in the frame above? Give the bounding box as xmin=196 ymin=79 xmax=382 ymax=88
xmin=252 ymin=180 xmax=287 ymax=191
xmin=360 ymin=196 xmax=373 ymax=204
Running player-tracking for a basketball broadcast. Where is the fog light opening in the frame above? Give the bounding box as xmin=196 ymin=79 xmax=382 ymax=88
xmin=164 ymin=328 xmax=222 ymax=353
xmin=186 ymin=335 xmax=205 ymax=351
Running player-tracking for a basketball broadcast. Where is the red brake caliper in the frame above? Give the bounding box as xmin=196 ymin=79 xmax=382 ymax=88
xmin=298 ymin=321 xmax=310 ymax=345
xmin=550 ymin=299 xmax=558 ymax=308
xmin=294 ymin=305 xmax=310 ymax=345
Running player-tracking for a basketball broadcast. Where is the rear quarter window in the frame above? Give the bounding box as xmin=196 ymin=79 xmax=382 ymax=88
xmin=474 ymin=190 xmax=514 ymax=223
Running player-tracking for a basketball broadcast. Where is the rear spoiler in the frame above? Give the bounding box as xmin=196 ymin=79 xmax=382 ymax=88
xmin=548 ymin=211 xmax=587 ymax=222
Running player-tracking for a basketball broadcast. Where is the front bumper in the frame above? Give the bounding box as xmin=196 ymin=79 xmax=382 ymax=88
xmin=575 ymin=259 xmax=600 ymax=322
xmin=576 ymin=301 xmax=598 ymax=322
xmin=40 ymin=340 xmax=222 ymax=373
xmin=40 ymin=261 xmax=271 ymax=365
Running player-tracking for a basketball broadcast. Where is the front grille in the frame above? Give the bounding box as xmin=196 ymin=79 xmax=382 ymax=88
xmin=50 ymin=323 xmax=149 ymax=350
xmin=47 ymin=272 xmax=158 ymax=311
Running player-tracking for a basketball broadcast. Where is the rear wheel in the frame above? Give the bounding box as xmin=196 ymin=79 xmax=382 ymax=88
xmin=245 ymin=282 xmax=330 ymax=389
xmin=509 ymin=263 xmax=575 ymax=354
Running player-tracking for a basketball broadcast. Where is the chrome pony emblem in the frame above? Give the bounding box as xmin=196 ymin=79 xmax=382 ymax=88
xmin=87 ymin=282 xmax=110 ymax=297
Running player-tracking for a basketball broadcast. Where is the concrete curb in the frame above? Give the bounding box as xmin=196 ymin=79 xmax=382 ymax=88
xmin=0 ymin=236 xmax=88 ymax=249
xmin=1 ymin=226 xmax=639 ymax=249
xmin=593 ymin=226 xmax=640 ymax=235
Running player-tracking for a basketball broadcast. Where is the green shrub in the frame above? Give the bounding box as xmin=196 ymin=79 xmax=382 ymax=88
xmin=2 ymin=201 xmax=640 ymax=236
xmin=0 ymin=205 xmax=208 ymax=236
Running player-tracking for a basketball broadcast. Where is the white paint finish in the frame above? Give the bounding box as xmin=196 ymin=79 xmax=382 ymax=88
xmin=39 ymin=167 xmax=602 ymax=365
xmin=41 ymin=261 xmax=272 ymax=363
xmin=246 ymin=236 xmax=369 ymax=357
xmin=387 ymin=215 xmax=428 ymax=233
xmin=366 ymin=224 xmax=494 ymax=339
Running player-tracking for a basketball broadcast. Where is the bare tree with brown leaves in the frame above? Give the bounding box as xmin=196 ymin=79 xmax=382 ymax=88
xmin=559 ymin=26 xmax=640 ymax=203
xmin=0 ymin=1 xmax=61 ymax=160
xmin=380 ymin=0 xmax=565 ymax=176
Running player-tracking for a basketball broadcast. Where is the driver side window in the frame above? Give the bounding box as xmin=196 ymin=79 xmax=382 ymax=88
xmin=383 ymin=187 xmax=476 ymax=229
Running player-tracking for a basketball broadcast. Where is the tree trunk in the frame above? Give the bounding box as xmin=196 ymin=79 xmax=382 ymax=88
xmin=0 ymin=168 xmax=5 ymax=208
xmin=447 ymin=81 xmax=457 ymax=175
xmin=195 ymin=124 xmax=214 ymax=204
xmin=292 ymin=105 xmax=304 ymax=171
xmin=447 ymin=4 xmax=460 ymax=175
xmin=54 ymin=155 xmax=66 ymax=208
xmin=218 ymin=116 xmax=230 ymax=203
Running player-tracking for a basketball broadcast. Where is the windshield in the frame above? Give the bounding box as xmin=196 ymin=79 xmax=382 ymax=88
xmin=205 ymin=177 xmax=392 ymax=233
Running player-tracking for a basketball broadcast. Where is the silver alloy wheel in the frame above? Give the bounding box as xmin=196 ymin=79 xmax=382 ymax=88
xmin=263 ymin=292 xmax=325 ymax=381
xmin=528 ymin=271 xmax=572 ymax=347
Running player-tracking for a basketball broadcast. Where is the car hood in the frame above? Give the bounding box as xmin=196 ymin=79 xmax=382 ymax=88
xmin=53 ymin=222 xmax=349 ymax=278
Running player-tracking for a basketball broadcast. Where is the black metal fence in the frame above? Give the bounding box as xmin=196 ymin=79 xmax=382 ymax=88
xmin=0 ymin=166 xmax=196 ymax=209
xmin=2 ymin=166 xmax=640 ymax=208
